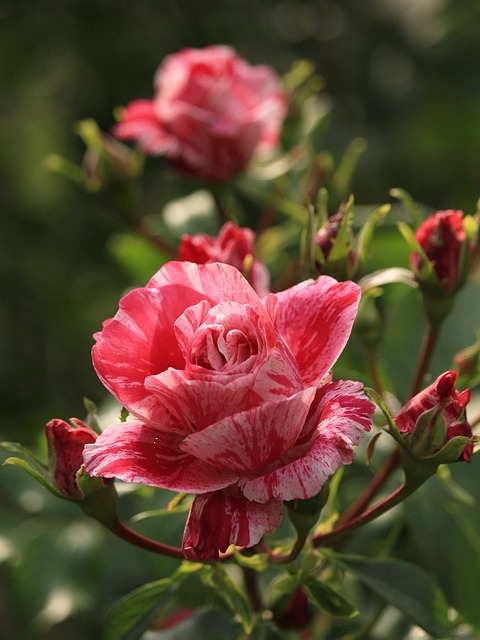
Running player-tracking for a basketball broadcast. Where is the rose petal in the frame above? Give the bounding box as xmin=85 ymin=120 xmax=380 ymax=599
xmin=83 ymin=420 xmax=238 ymax=492
xmin=182 ymin=490 xmax=283 ymax=560
xmin=112 ymin=100 xmax=177 ymax=156
xmin=239 ymin=381 xmax=374 ymax=502
xmin=147 ymin=262 xmax=263 ymax=312
xmin=92 ymin=284 xmax=210 ymax=425
xmin=273 ymin=277 xmax=361 ymax=386
xmin=181 ymin=388 xmax=316 ymax=472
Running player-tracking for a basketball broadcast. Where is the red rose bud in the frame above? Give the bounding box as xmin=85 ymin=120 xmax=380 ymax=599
xmin=395 ymin=371 xmax=474 ymax=464
xmin=178 ymin=222 xmax=270 ymax=297
xmin=411 ymin=210 xmax=476 ymax=294
xmin=314 ymin=203 xmax=357 ymax=280
xmin=46 ymin=418 xmax=103 ymax=500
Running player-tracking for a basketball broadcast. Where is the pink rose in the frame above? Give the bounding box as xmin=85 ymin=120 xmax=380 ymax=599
xmin=178 ymin=222 xmax=270 ymax=296
xmin=46 ymin=418 xmax=98 ymax=499
xmin=83 ymin=262 xmax=374 ymax=560
xmin=112 ymin=45 xmax=287 ymax=182
xmin=395 ymin=371 xmax=473 ymax=462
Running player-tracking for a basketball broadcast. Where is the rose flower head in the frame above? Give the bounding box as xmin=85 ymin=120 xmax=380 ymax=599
xmin=395 ymin=371 xmax=474 ymax=464
xmin=411 ymin=209 xmax=477 ymax=295
xmin=112 ymin=46 xmax=287 ymax=183
xmin=84 ymin=261 xmax=374 ymax=560
xmin=178 ymin=222 xmax=270 ymax=297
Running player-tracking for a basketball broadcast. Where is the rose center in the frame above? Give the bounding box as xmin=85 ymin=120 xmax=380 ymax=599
xmin=191 ymin=324 xmax=258 ymax=371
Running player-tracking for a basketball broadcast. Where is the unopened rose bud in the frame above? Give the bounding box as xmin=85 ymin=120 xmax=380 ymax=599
xmin=46 ymin=418 xmax=108 ymax=501
xmin=395 ymin=371 xmax=474 ymax=465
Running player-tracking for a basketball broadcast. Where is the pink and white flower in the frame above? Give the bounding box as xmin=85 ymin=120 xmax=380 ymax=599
xmin=83 ymin=261 xmax=374 ymax=559
xmin=113 ymin=46 xmax=287 ymax=183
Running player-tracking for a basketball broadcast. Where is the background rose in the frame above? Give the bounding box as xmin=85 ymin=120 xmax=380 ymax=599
xmin=112 ymin=45 xmax=287 ymax=182
xmin=83 ymin=261 xmax=374 ymax=559
xmin=178 ymin=221 xmax=270 ymax=296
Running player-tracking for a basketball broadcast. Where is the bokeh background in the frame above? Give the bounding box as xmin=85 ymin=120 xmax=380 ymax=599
xmin=1 ymin=1 xmax=480 ymax=638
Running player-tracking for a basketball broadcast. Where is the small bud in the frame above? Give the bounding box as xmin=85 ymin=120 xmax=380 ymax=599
xmin=46 ymin=418 xmax=109 ymax=501
xmin=395 ymin=371 xmax=474 ymax=465
xmin=285 ymin=482 xmax=330 ymax=539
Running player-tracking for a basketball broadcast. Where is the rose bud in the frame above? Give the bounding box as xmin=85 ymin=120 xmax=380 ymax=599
xmin=112 ymin=46 xmax=287 ymax=183
xmin=411 ymin=210 xmax=475 ymax=293
xmin=46 ymin=418 xmax=105 ymax=500
xmin=178 ymin=222 xmax=270 ymax=297
xmin=395 ymin=371 xmax=474 ymax=464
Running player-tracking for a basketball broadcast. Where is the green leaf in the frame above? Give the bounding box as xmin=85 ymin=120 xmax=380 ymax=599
xmin=202 ymin=565 xmax=254 ymax=635
xmin=406 ymin=464 xmax=480 ymax=630
xmin=333 ymin=553 xmax=452 ymax=638
xmin=143 ymin=608 xmax=240 ymax=640
xmin=104 ymin=563 xmax=202 ymax=640
xmin=304 ymin=576 xmax=358 ymax=618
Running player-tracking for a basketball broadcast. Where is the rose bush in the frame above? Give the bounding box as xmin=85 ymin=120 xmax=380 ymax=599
xmin=178 ymin=222 xmax=270 ymax=296
xmin=112 ymin=45 xmax=287 ymax=182
xmin=83 ymin=261 xmax=374 ymax=559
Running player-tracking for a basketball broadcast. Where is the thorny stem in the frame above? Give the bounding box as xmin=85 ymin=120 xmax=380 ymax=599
xmin=334 ymin=450 xmax=401 ymax=527
xmin=409 ymin=322 xmax=440 ymax=398
xmin=312 ymin=482 xmax=411 ymax=549
xmin=108 ymin=517 xmax=185 ymax=560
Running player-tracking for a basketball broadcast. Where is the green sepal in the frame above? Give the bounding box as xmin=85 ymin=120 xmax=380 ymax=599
xmin=285 ymin=482 xmax=330 ymax=541
xmin=389 ymin=188 xmax=423 ymax=227
xmin=422 ymin=435 xmax=477 ymax=466
xmin=364 ymin=388 xmax=408 ymax=451
xmin=408 ymin=406 xmax=447 ymax=458
xmin=83 ymin=397 xmax=102 ymax=435
xmin=1 ymin=441 xmax=64 ymax=499
xmin=356 ymin=203 xmax=391 ymax=272
xmin=233 ymin=547 xmax=269 ymax=573
xmin=327 ymin=195 xmax=355 ymax=263
xmin=77 ymin=469 xmax=119 ymax=525
xmin=304 ymin=575 xmax=358 ymax=618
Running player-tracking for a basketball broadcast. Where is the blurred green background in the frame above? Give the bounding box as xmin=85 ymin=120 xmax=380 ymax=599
xmin=1 ymin=1 xmax=480 ymax=638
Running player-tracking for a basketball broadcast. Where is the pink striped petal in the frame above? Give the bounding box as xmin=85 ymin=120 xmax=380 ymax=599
xmin=273 ymin=277 xmax=361 ymax=386
xmin=145 ymin=368 xmax=256 ymax=432
xmin=83 ymin=420 xmax=238 ymax=492
xmin=112 ymin=100 xmax=177 ymax=156
xmin=147 ymin=262 xmax=263 ymax=312
xmin=239 ymin=381 xmax=374 ymax=502
xmin=182 ymin=490 xmax=283 ymax=560
xmin=92 ymin=285 xmax=209 ymax=426
xmin=181 ymin=388 xmax=316 ymax=472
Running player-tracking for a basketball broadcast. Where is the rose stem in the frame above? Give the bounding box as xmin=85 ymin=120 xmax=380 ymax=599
xmin=408 ymin=322 xmax=440 ymax=398
xmin=366 ymin=344 xmax=385 ymax=396
xmin=243 ymin=567 xmax=264 ymax=611
xmin=312 ymin=482 xmax=411 ymax=549
xmin=134 ymin=215 xmax=177 ymax=257
xmin=334 ymin=449 xmax=401 ymax=526
xmin=107 ymin=517 xmax=185 ymax=559
xmin=331 ymin=322 xmax=440 ymax=527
